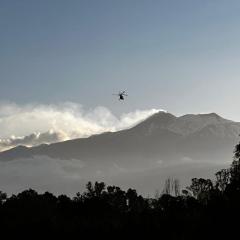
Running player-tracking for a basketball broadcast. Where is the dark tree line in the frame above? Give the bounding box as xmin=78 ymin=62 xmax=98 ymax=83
xmin=1 ymin=142 xmax=240 ymax=239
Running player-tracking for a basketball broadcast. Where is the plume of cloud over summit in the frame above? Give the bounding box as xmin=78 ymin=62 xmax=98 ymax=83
xmin=0 ymin=102 xmax=162 ymax=151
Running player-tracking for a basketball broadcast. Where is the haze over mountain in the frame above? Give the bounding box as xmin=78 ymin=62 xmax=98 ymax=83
xmin=0 ymin=111 xmax=239 ymax=196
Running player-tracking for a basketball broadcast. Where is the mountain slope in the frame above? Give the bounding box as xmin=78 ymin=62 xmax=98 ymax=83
xmin=0 ymin=112 xmax=239 ymax=165
xmin=0 ymin=111 xmax=239 ymax=196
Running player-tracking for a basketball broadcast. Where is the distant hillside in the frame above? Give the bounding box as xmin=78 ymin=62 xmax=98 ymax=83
xmin=0 ymin=112 xmax=238 ymax=195
xmin=0 ymin=111 xmax=239 ymax=164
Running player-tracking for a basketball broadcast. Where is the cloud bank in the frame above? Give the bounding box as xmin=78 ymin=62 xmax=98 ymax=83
xmin=0 ymin=102 xmax=163 ymax=151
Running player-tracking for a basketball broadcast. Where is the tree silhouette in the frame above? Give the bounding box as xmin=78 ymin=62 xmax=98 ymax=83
xmin=186 ymin=178 xmax=214 ymax=205
xmin=162 ymin=177 xmax=180 ymax=196
xmin=215 ymin=169 xmax=230 ymax=191
xmin=0 ymin=191 xmax=7 ymax=205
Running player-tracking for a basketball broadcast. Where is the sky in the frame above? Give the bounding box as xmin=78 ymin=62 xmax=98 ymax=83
xmin=1 ymin=0 xmax=240 ymax=147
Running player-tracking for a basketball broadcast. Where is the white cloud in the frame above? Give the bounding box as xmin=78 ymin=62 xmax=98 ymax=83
xmin=0 ymin=102 xmax=163 ymax=151
xmin=0 ymin=131 xmax=66 ymax=149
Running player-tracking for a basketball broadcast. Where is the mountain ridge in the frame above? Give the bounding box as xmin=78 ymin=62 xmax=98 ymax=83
xmin=0 ymin=111 xmax=239 ymax=164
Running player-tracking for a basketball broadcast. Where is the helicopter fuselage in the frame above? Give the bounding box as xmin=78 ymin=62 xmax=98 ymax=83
xmin=119 ymin=94 xmax=124 ymax=100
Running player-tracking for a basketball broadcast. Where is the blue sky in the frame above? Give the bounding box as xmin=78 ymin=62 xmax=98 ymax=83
xmin=1 ymin=0 xmax=240 ymax=119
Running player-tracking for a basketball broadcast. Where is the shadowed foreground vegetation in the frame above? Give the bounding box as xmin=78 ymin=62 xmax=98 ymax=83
xmin=1 ymin=142 xmax=240 ymax=239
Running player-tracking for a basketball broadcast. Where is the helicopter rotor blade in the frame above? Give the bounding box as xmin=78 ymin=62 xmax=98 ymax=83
xmin=113 ymin=91 xmax=128 ymax=97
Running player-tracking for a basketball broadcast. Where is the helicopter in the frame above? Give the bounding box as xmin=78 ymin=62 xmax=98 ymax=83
xmin=113 ymin=91 xmax=128 ymax=100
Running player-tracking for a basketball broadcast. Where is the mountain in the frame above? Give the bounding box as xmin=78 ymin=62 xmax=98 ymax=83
xmin=1 ymin=111 xmax=238 ymax=164
xmin=0 ymin=111 xmax=239 ymax=196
